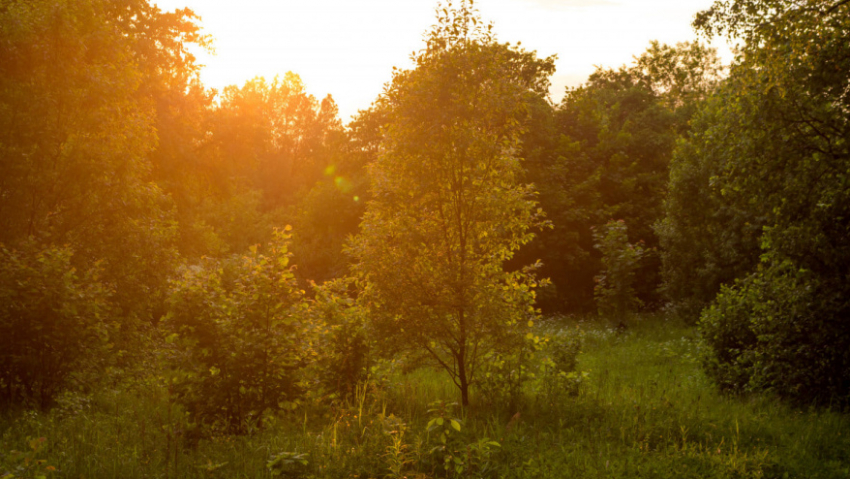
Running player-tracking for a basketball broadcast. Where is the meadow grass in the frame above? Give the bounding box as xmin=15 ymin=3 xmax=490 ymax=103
xmin=2 ymin=315 xmax=848 ymax=478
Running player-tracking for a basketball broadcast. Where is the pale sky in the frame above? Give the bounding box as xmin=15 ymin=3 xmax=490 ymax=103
xmin=154 ymin=0 xmax=730 ymax=122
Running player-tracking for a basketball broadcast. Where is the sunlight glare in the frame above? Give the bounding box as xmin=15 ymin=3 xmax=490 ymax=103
xmin=153 ymin=0 xmax=731 ymax=121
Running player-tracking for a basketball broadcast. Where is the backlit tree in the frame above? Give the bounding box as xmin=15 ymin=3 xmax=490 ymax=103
xmin=348 ymin=0 xmax=553 ymax=406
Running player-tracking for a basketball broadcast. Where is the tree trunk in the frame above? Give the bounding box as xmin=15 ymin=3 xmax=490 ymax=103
xmin=458 ymin=354 xmax=470 ymax=407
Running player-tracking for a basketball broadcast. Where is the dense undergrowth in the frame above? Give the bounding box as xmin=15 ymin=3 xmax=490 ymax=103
xmin=2 ymin=315 xmax=848 ymax=479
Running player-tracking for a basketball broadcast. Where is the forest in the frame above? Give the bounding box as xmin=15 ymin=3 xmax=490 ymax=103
xmin=1 ymin=0 xmax=849 ymax=477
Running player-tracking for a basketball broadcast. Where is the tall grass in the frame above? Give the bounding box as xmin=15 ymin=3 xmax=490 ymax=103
xmin=2 ymin=315 xmax=848 ymax=478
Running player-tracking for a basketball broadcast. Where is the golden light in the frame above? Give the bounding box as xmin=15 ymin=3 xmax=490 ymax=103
xmin=153 ymin=0 xmax=732 ymax=122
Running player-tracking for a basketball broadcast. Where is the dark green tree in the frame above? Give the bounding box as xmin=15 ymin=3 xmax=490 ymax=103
xmin=656 ymin=85 xmax=764 ymax=322
xmin=0 ymin=0 xmax=205 ymax=398
xmin=675 ymin=0 xmax=850 ymax=404
xmin=518 ymin=41 xmax=722 ymax=312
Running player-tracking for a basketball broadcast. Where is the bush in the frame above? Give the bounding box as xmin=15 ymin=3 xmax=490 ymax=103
xmin=0 ymin=243 xmax=113 ymax=409
xmin=163 ymin=229 xmax=310 ymax=432
xmin=700 ymin=260 xmax=850 ymax=406
xmin=593 ymin=220 xmax=646 ymax=320
xmin=307 ymin=279 xmax=371 ymax=400
xmin=476 ymin=325 xmax=585 ymax=411
xmin=536 ymin=327 xmax=585 ymax=402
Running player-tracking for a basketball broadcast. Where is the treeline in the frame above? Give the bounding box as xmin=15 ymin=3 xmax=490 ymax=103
xmin=1 ymin=0 xmax=849 ymax=418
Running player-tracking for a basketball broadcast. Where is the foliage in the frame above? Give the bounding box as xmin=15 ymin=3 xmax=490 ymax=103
xmin=423 ymin=401 xmax=500 ymax=478
xmin=0 ymin=436 xmax=58 ymax=479
xmin=267 ymin=451 xmax=309 ymax=477
xmin=475 ymin=333 xmax=539 ymax=412
xmin=306 ymin=279 xmax=371 ymax=399
xmin=169 ymin=73 xmax=346 ymax=260
xmin=348 ymin=0 xmax=553 ymax=406
xmin=678 ymin=0 xmax=850 ymax=404
xmin=593 ymin=220 xmax=646 ymax=320
xmin=207 ymin=74 xmax=343 ymax=211
xmin=0 ymin=244 xmax=113 ymax=409
xmin=655 ymin=90 xmax=763 ymax=322
xmin=700 ymin=261 xmax=850 ymax=405
xmin=536 ymin=326 xmax=586 ymax=401
xmin=519 ymin=41 xmax=722 ymax=312
xmin=478 ymin=323 xmax=586 ymax=411
xmin=163 ymin=229 xmax=311 ymax=432
xmin=286 ymin=105 xmax=382 ymax=285
xmin=0 ymin=0 xmax=190 ymax=327
xmin=4 ymin=0 xmax=850 ymax=475
xmin=290 ymin=177 xmax=366 ymax=285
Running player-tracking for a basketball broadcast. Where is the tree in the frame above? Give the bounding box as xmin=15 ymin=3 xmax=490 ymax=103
xmin=655 ymin=86 xmax=764 ymax=322
xmin=288 ymin=106 xmax=378 ymax=285
xmin=517 ymin=41 xmax=722 ymax=312
xmin=209 ymin=74 xmax=342 ymax=210
xmin=176 ymin=74 xmax=345 ymax=258
xmin=347 ymin=0 xmax=553 ymax=406
xmin=677 ymin=0 xmax=850 ymax=404
xmin=0 ymin=0 xmax=212 ymax=386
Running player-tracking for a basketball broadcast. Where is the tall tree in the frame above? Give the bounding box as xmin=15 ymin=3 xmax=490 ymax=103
xmin=209 ymin=73 xmax=342 ymax=209
xmin=518 ymin=42 xmax=722 ymax=312
xmin=670 ymin=0 xmax=850 ymax=404
xmin=0 ymin=0 xmax=205 ymax=321
xmin=0 ymin=0 xmax=205 ymax=404
xmin=180 ymin=74 xmax=344 ymax=257
xmin=348 ymin=0 xmax=553 ymax=406
xmin=289 ymin=106 xmax=384 ymax=285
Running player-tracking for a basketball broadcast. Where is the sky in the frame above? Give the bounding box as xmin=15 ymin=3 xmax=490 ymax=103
xmin=153 ymin=0 xmax=731 ymax=122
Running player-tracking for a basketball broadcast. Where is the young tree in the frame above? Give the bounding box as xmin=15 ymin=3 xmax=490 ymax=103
xmin=593 ymin=220 xmax=646 ymax=320
xmin=347 ymin=0 xmax=553 ymax=406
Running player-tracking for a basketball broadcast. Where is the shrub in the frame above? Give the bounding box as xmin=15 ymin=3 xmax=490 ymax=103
xmin=0 ymin=243 xmax=113 ymax=409
xmin=700 ymin=260 xmax=850 ymax=406
xmin=536 ymin=327 xmax=585 ymax=402
xmin=422 ymin=401 xmax=500 ymax=478
xmin=307 ymin=279 xmax=371 ymax=400
xmin=163 ymin=229 xmax=310 ymax=432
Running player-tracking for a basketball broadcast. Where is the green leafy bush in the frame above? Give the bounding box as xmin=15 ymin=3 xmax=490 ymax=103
xmin=538 ymin=327 xmax=586 ymax=400
xmin=0 ymin=243 xmax=113 ymax=409
xmin=163 ymin=229 xmax=311 ymax=432
xmin=476 ymin=350 xmax=526 ymax=413
xmin=700 ymin=260 xmax=850 ymax=405
xmin=423 ymin=401 xmax=500 ymax=478
xmin=307 ymin=279 xmax=371 ymax=399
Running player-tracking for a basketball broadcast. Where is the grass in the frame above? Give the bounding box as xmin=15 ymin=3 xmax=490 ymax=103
xmin=2 ymin=314 xmax=849 ymax=478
